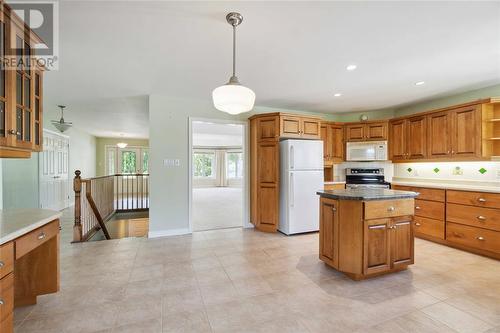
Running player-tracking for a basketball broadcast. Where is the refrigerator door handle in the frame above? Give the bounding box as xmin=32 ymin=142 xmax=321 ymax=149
xmin=290 ymin=172 xmax=294 ymax=207
xmin=290 ymin=145 xmax=294 ymax=169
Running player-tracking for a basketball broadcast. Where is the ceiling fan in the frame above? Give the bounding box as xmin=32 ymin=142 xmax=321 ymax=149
xmin=51 ymin=105 xmax=73 ymax=133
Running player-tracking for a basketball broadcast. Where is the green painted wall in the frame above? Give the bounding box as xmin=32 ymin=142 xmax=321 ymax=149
xmin=393 ymin=84 xmax=500 ymax=117
xmin=96 ymin=137 xmax=149 ymax=176
xmin=335 ymin=108 xmax=395 ymax=122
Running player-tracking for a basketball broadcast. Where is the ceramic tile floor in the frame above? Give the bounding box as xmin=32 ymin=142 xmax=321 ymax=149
xmin=13 ymin=208 xmax=500 ymax=333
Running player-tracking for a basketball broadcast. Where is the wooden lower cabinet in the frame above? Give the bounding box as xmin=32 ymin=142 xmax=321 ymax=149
xmin=447 ymin=222 xmax=500 ymax=255
xmin=414 ymin=216 xmax=445 ymax=239
xmin=319 ymin=198 xmax=414 ymax=280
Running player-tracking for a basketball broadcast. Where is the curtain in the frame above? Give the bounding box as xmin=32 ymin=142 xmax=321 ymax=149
xmin=215 ymin=150 xmax=227 ymax=187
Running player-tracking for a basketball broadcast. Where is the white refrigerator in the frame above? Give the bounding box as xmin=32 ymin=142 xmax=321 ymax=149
xmin=279 ymin=139 xmax=324 ymax=235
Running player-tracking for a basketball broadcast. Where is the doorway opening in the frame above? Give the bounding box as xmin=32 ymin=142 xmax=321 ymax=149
xmin=189 ymin=119 xmax=248 ymax=232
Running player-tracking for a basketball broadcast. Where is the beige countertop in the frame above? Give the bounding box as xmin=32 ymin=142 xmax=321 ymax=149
xmin=392 ymin=178 xmax=500 ymax=193
xmin=0 ymin=209 xmax=61 ymax=245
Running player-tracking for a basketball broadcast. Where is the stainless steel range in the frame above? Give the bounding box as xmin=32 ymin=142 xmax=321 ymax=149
xmin=345 ymin=168 xmax=391 ymax=189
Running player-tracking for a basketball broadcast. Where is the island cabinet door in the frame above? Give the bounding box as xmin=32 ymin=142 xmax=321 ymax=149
xmin=363 ymin=219 xmax=391 ymax=275
xmin=391 ymin=217 xmax=414 ymax=269
xmin=319 ymin=198 xmax=339 ymax=268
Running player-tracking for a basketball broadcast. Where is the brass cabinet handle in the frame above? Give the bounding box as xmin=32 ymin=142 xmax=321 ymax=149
xmin=0 ymin=261 xmax=4 ymax=267
xmin=415 ymin=222 xmax=421 ymax=226
xmin=477 ymin=236 xmax=485 ymax=241
xmin=415 ymin=206 xmax=421 ymax=210
xmin=331 ymin=206 xmax=336 ymax=212
xmin=37 ymin=232 xmax=46 ymax=240
xmin=387 ymin=206 xmax=395 ymax=212
xmin=477 ymin=216 xmax=486 ymax=221
xmin=478 ymin=198 xmax=486 ymax=203
xmin=0 ymin=299 xmax=4 ymax=305
xmin=8 ymin=129 xmax=21 ymax=136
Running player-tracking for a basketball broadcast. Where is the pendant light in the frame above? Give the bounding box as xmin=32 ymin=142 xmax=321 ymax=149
xmin=116 ymin=134 xmax=128 ymax=149
xmin=212 ymin=12 xmax=255 ymax=115
xmin=51 ymin=105 xmax=73 ymax=133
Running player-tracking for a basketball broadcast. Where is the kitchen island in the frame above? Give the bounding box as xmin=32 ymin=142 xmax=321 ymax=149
xmin=317 ymin=189 xmax=418 ymax=280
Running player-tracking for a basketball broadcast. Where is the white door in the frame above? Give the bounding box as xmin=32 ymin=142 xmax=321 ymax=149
xmin=280 ymin=170 xmax=323 ymax=235
xmin=39 ymin=130 xmax=70 ymax=211
xmin=281 ymin=140 xmax=323 ymax=171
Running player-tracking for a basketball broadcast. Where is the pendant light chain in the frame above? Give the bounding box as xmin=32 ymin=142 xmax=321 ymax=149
xmin=232 ymin=25 xmax=236 ymax=78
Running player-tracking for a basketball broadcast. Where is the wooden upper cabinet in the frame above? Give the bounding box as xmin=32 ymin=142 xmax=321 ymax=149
xmin=321 ymin=123 xmax=344 ymax=164
xmin=450 ymin=106 xmax=481 ymax=158
xmin=345 ymin=124 xmax=365 ymax=141
xmin=280 ymin=116 xmax=302 ymax=138
xmin=407 ymin=116 xmax=427 ymax=160
xmin=427 ymin=111 xmax=452 ymax=158
xmin=366 ymin=122 xmax=387 ymax=140
xmin=257 ymin=116 xmax=279 ymax=141
xmin=389 ymin=119 xmax=407 ymax=161
xmin=302 ymin=118 xmax=321 ymax=139
xmin=346 ymin=121 xmax=388 ymax=142
xmin=0 ymin=5 xmax=44 ymax=158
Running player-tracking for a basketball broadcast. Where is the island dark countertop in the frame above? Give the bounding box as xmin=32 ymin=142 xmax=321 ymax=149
xmin=317 ymin=189 xmax=419 ymax=201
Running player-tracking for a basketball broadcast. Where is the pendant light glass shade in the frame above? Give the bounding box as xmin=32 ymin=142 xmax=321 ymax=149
xmin=212 ymin=82 xmax=255 ymax=115
xmin=116 ymin=142 xmax=128 ymax=148
xmin=213 ymin=12 xmax=255 ymax=115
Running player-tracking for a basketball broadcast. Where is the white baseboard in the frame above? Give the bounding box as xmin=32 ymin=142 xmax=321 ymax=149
xmin=148 ymin=228 xmax=191 ymax=238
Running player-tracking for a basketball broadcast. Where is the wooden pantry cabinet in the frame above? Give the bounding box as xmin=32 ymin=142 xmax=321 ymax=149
xmin=0 ymin=4 xmax=45 ymax=158
xmin=249 ymin=113 xmax=321 ymax=232
xmin=390 ymin=99 xmax=499 ymax=162
xmin=345 ymin=121 xmax=388 ymax=142
xmin=320 ymin=122 xmax=344 ymax=165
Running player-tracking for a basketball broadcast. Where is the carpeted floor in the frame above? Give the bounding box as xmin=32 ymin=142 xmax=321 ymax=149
xmin=193 ymin=187 xmax=243 ymax=231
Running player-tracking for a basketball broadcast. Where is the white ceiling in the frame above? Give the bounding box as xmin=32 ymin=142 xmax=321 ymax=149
xmin=192 ymin=121 xmax=243 ymax=147
xmin=43 ymin=1 xmax=500 ymax=138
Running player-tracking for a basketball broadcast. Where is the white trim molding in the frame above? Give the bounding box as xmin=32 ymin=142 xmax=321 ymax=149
xmin=148 ymin=228 xmax=191 ymax=238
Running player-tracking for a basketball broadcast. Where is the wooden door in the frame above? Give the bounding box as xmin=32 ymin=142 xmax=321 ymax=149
xmin=427 ymin=111 xmax=451 ymax=158
xmin=256 ymin=141 xmax=279 ymax=232
xmin=302 ymin=118 xmax=321 ymax=139
xmin=319 ymin=198 xmax=339 ymax=267
xmin=407 ymin=116 xmax=427 ymax=159
xmin=330 ymin=125 xmax=344 ymax=161
xmin=366 ymin=122 xmax=387 ymax=140
xmin=257 ymin=116 xmax=279 ymax=141
xmin=0 ymin=18 xmax=7 ymax=149
xmin=345 ymin=124 xmax=365 ymax=142
xmin=280 ymin=116 xmax=302 ymax=138
xmin=450 ymin=106 xmax=481 ymax=158
xmin=320 ymin=125 xmax=329 ymax=161
xmin=389 ymin=119 xmax=407 ymax=161
xmin=391 ymin=217 xmax=414 ymax=269
xmin=363 ymin=218 xmax=391 ymax=275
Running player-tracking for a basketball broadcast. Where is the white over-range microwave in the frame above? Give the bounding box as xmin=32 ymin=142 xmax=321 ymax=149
xmin=346 ymin=141 xmax=388 ymax=161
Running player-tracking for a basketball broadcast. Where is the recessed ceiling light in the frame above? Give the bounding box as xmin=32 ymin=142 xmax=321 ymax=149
xmin=334 ymin=93 xmax=342 ymax=97
xmin=346 ymin=64 xmax=357 ymax=71
xmin=415 ymin=81 xmax=425 ymax=86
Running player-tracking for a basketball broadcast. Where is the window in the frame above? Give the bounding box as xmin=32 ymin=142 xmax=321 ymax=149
xmin=226 ymin=151 xmax=243 ymax=178
xmin=193 ymin=152 xmax=215 ymax=178
xmin=121 ymin=150 xmax=137 ymax=173
xmin=142 ymin=149 xmax=149 ymax=174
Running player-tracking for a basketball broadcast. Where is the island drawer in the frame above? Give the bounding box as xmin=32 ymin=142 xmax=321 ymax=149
xmin=447 ymin=222 xmax=500 ymax=254
xmin=364 ymin=199 xmax=414 ymax=220
xmin=0 ymin=273 xmax=13 ymax=324
xmin=324 ymin=184 xmax=345 ymax=190
xmin=392 ymin=186 xmax=445 ymax=202
xmin=414 ymin=216 xmax=444 ymax=239
xmin=447 ymin=203 xmax=500 ymax=232
xmin=447 ymin=190 xmax=500 ymax=209
xmin=15 ymin=220 xmax=59 ymax=260
xmin=0 ymin=243 xmax=13 ymax=279
xmin=415 ymin=199 xmax=444 ymax=220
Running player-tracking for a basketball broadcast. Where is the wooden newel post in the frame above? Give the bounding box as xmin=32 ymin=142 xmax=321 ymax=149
xmin=73 ymin=170 xmax=82 ymax=242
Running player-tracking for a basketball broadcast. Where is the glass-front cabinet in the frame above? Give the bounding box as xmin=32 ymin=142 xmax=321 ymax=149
xmin=0 ymin=3 xmax=44 ymax=158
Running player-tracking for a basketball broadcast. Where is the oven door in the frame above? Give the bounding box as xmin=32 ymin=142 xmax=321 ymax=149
xmin=346 ymin=143 xmax=376 ymax=161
